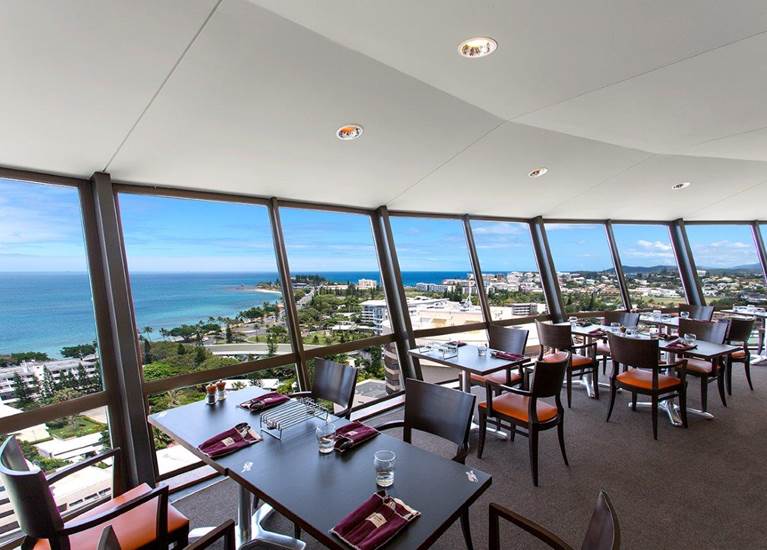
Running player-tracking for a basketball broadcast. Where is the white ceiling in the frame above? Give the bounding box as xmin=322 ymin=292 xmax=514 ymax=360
xmin=1 ymin=0 xmax=766 ymax=220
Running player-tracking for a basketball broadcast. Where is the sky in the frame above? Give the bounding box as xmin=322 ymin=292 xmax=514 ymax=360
xmin=1 ymin=178 xmax=763 ymax=273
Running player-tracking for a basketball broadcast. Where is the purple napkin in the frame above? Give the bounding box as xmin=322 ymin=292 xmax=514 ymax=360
xmin=331 ymin=492 xmax=420 ymax=550
xmin=334 ymin=421 xmax=379 ymax=453
xmin=198 ymin=423 xmax=261 ymax=458
xmin=240 ymin=392 xmax=289 ymax=412
xmin=491 ymin=350 xmax=524 ymax=361
xmin=665 ymin=339 xmax=696 ymax=351
xmin=448 ymin=340 xmax=467 ymax=347
xmin=587 ymin=328 xmax=606 ymax=337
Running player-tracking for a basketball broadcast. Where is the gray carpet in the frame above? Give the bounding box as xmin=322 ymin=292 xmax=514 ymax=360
xmin=174 ymin=364 xmax=767 ymax=549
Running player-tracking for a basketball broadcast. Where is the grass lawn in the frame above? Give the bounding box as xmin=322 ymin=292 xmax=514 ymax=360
xmin=47 ymin=415 xmax=106 ymax=439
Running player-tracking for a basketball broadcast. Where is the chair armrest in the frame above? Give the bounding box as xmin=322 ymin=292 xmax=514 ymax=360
xmin=571 ymin=341 xmax=597 ymax=355
xmin=47 ymin=448 xmax=120 ymax=484
xmin=487 ymin=381 xmax=531 ymax=396
xmin=374 ymin=420 xmax=405 ymax=432
xmin=660 ymin=359 xmax=688 ymax=379
xmin=62 ymin=485 xmax=169 ymax=537
xmin=187 ymin=519 xmax=236 ymax=550
xmin=489 ymin=503 xmax=572 ymax=550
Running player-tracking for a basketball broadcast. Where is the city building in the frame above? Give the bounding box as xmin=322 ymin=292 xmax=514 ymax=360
xmin=357 ymin=278 xmax=378 ymax=290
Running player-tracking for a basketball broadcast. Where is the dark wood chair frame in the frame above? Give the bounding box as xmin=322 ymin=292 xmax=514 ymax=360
xmin=0 ymin=436 xmax=189 ymax=550
xmin=469 ymin=325 xmax=531 ymax=392
xmin=599 ymin=311 xmax=641 ymax=375
xmin=98 ymin=520 xmax=235 ymax=550
xmin=376 ymin=378 xmax=477 ymax=550
xmin=726 ymin=317 xmax=755 ymax=394
xmin=477 ymin=354 xmax=569 ymax=487
xmin=291 ymin=357 xmax=358 ymax=419
xmin=489 ymin=490 xmax=620 ymax=550
xmin=605 ymin=333 xmax=688 ymax=440
xmin=678 ymin=303 xmax=715 ymax=321
xmin=536 ymin=320 xmax=599 ymax=408
xmin=678 ymin=318 xmax=729 ymax=412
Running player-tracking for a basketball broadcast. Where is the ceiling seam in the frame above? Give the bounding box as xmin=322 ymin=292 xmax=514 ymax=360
xmin=686 ymin=178 xmax=767 ymax=219
xmin=507 ymin=28 xmax=767 ymax=123
xmin=685 ymin=122 xmax=767 ymax=152
xmin=102 ymin=0 xmax=225 ymax=173
xmin=384 ymin=120 xmax=507 ymax=206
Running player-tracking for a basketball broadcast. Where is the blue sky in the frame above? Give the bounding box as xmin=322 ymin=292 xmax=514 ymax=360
xmin=1 ymin=178 xmax=763 ymax=272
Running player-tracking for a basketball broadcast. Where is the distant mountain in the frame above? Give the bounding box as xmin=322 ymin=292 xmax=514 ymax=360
xmin=699 ymin=263 xmax=762 ymax=274
xmin=618 ymin=263 xmax=763 ymax=274
xmin=620 ymin=265 xmax=679 ymax=274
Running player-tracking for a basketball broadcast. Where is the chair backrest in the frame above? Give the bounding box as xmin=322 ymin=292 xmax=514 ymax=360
xmin=0 ymin=436 xmax=63 ymax=540
xmin=678 ymin=303 xmax=714 ymax=321
xmin=536 ymin=320 xmax=572 ymax=351
xmin=603 ymin=311 xmax=640 ymax=328
xmin=678 ymin=319 xmax=728 ymax=344
xmin=531 ymin=354 xmax=569 ymax=398
xmin=607 ymin=333 xmax=660 ymax=372
xmin=488 ymin=325 xmax=529 ymax=355
xmin=727 ymin=317 xmax=755 ymax=344
xmin=311 ymin=358 xmax=357 ymax=415
xmin=403 ymin=378 xmax=475 ymax=461
xmin=580 ymin=490 xmax=621 ymax=550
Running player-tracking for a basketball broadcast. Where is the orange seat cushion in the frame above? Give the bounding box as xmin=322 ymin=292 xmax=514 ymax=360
xmin=471 ymin=369 xmax=522 ymax=386
xmin=479 ymin=392 xmax=558 ymax=423
xmin=542 ymin=351 xmax=593 ymax=367
xmin=684 ymin=358 xmax=715 ymax=374
xmin=731 ymin=349 xmax=747 ymax=360
xmin=596 ymin=342 xmax=611 ymax=356
xmin=34 ymin=483 xmax=189 ymax=550
xmin=616 ymin=369 xmax=681 ymax=391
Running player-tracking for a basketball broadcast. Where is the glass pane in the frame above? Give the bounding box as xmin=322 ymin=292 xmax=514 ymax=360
xmin=0 ymin=179 xmax=105 ymax=413
xmin=686 ymin=224 xmax=764 ymax=307
xmin=612 ymin=224 xmax=685 ymax=308
xmin=545 ymin=223 xmax=624 ymax=313
xmin=118 ymin=193 xmax=292 ymax=381
xmin=470 ymin=220 xmax=547 ymax=321
xmin=279 ymin=208 xmax=389 ymax=344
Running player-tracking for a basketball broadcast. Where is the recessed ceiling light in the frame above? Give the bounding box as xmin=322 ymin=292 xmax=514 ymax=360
xmin=672 ymin=182 xmax=691 ymax=191
xmin=528 ymin=167 xmax=548 ymax=178
xmin=336 ymin=124 xmax=364 ymax=141
xmin=458 ymin=37 xmax=497 ymax=58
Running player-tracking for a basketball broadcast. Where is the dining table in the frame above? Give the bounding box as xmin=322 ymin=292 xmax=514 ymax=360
xmin=721 ymin=308 xmax=767 ymax=362
xmin=149 ymin=386 xmax=492 ymax=550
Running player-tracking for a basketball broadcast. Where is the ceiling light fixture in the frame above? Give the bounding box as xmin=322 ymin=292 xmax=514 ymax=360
xmin=458 ymin=37 xmax=497 ymax=58
xmin=528 ymin=167 xmax=548 ymax=178
xmin=672 ymin=182 xmax=691 ymax=191
xmin=336 ymin=124 xmax=364 ymax=141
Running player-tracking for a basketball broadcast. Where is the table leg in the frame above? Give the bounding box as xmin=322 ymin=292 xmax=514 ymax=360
xmin=460 ymin=370 xmax=508 ymax=441
xmin=235 ymin=484 xmax=306 ymax=550
xmin=567 ymin=373 xmax=614 ymax=398
xmin=630 ymin=398 xmax=713 ymax=427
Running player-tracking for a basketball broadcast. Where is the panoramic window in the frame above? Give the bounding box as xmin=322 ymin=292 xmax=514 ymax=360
xmin=612 ymin=224 xmax=685 ymax=308
xmin=0 ymin=178 xmax=111 ymax=533
xmin=544 ymin=223 xmax=624 ymax=313
xmin=686 ymin=224 xmax=764 ymax=307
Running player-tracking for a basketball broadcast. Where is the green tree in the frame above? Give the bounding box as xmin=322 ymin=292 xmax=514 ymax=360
xmin=12 ymin=373 xmax=34 ymax=406
xmin=40 ymin=366 xmax=57 ymax=400
xmin=194 ymin=345 xmax=207 ymax=366
xmin=226 ymin=324 xmax=233 ymax=343
xmin=60 ymin=343 xmax=96 ymax=358
xmin=177 ymin=342 xmax=187 ymax=355
xmin=143 ymin=338 xmax=153 ymax=364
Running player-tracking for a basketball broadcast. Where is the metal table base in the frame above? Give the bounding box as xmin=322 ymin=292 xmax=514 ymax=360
xmin=629 ymin=399 xmax=714 ymax=427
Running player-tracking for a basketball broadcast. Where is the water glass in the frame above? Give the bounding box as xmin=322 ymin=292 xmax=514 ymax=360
xmin=649 ymin=327 xmax=659 ymax=339
xmin=568 ymin=316 xmax=578 ymax=327
xmin=652 ymin=309 xmax=662 ymax=321
xmin=374 ymin=450 xmax=396 ymax=487
xmin=610 ymin=322 xmax=620 ymax=333
xmin=626 ymin=328 xmax=637 ymax=338
xmin=316 ymin=421 xmax=336 ymax=454
xmin=680 ymin=311 xmax=690 ymax=319
xmin=477 ymin=343 xmax=488 ymax=357
xmin=683 ymin=333 xmax=697 ymax=346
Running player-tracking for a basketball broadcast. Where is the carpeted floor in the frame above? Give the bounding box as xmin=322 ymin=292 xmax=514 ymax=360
xmin=173 ymin=364 xmax=767 ymax=549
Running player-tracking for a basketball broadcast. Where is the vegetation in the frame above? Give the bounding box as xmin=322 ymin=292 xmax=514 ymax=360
xmin=47 ymin=413 xmax=105 ymax=439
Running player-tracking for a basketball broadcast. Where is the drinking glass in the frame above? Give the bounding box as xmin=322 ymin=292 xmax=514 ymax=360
xmin=680 ymin=311 xmax=690 ymax=320
xmin=610 ymin=322 xmax=620 ymax=333
xmin=477 ymin=343 xmax=488 ymax=357
xmin=683 ymin=333 xmax=697 ymax=346
xmin=316 ymin=421 xmax=336 ymax=454
xmin=649 ymin=327 xmax=659 ymax=339
xmin=374 ymin=450 xmax=396 ymax=487
xmin=626 ymin=328 xmax=637 ymax=338
xmin=568 ymin=316 xmax=578 ymax=327
xmin=652 ymin=309 xmax=662 ymax=321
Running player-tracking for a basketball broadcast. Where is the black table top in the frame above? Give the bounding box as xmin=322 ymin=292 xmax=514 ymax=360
xmin=408 ymin=344 xmax=524 ymax=375
xmin=149 ymin=387 xmax=491 ymax=549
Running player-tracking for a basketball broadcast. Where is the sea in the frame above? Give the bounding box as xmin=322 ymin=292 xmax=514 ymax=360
xmin=0 ymin=271 xmax=471 ymax=357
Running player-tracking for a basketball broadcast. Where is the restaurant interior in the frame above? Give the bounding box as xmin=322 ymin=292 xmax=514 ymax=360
xmin=2 ymin=2 xmax=767 ymax=549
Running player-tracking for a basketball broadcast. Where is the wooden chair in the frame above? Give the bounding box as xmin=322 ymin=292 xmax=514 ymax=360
xmin=536 ymin=320 xmax=599 ymax=408
xmin=605 ymin=333 xmax=687 ymax=440
xmin=678 ymin=318 xmax=729 ymax=412
xmin=292 ymin=358 xmax=357 ymax=418
xmin=99 ymin=520 xmax=234 ymax=549
xmin=376 ymin=378 xmax=476 ymax=549
xmin=726 ymin=317 xmax=755 ymax=394
xmin=0 ymin=436 xmax=189 ymax=550
xmin=477 ymin=354 xmax=569 ymax=486
xmin=489 ymin=490 xmax=620 ymax=550
xmin=470 ymin=326 xmax=530 ymax=391
xmin=598 ymin=311 xmax=641 ymax=375
xmin=678 ymin=303 xmax=715 ymax=321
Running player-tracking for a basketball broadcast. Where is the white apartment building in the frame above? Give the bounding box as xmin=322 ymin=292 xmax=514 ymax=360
xmin=0 ymin=356 xmax=99 ymax=404
xmin=357 ymin=278 xmax=378 ymax=290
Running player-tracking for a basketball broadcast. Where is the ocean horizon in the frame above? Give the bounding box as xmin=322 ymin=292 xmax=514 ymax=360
xmin=0 ymin=270 xmax=479 ymax=357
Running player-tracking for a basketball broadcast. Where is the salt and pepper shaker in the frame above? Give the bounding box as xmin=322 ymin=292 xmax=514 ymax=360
xmin=216 ymin=379 xmax=227 ymax=401
xmin=206 ymin=383 xmax=217 ymax=405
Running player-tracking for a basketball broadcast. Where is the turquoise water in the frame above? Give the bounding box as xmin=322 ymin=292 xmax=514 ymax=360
xmin=0 ymin=271 xmax=467 ymax=357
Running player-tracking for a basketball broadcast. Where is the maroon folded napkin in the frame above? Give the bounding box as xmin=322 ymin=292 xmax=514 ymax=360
xmin=587 ymin=328 xmax=606 ymax=337
xmin=198 ymin=423 xmax=261 ymax=458
xmin=331 ymin=492 xmax=420 ymax=550
xmin=334 ymin=421 xmax=379 ymax=453
xmin=665 ymin=339 xmax=696 ymax=351
xmin=491 ymin=350 xmax=524 ymax=361
xmin=448 ymin=340 xmax=467 ymax=347
xmin=240 ymin=392 xmax=289 ymax=412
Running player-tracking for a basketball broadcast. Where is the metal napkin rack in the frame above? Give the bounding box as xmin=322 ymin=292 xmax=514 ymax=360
xmin=259 ymin=397 xmax=329 ymax=439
